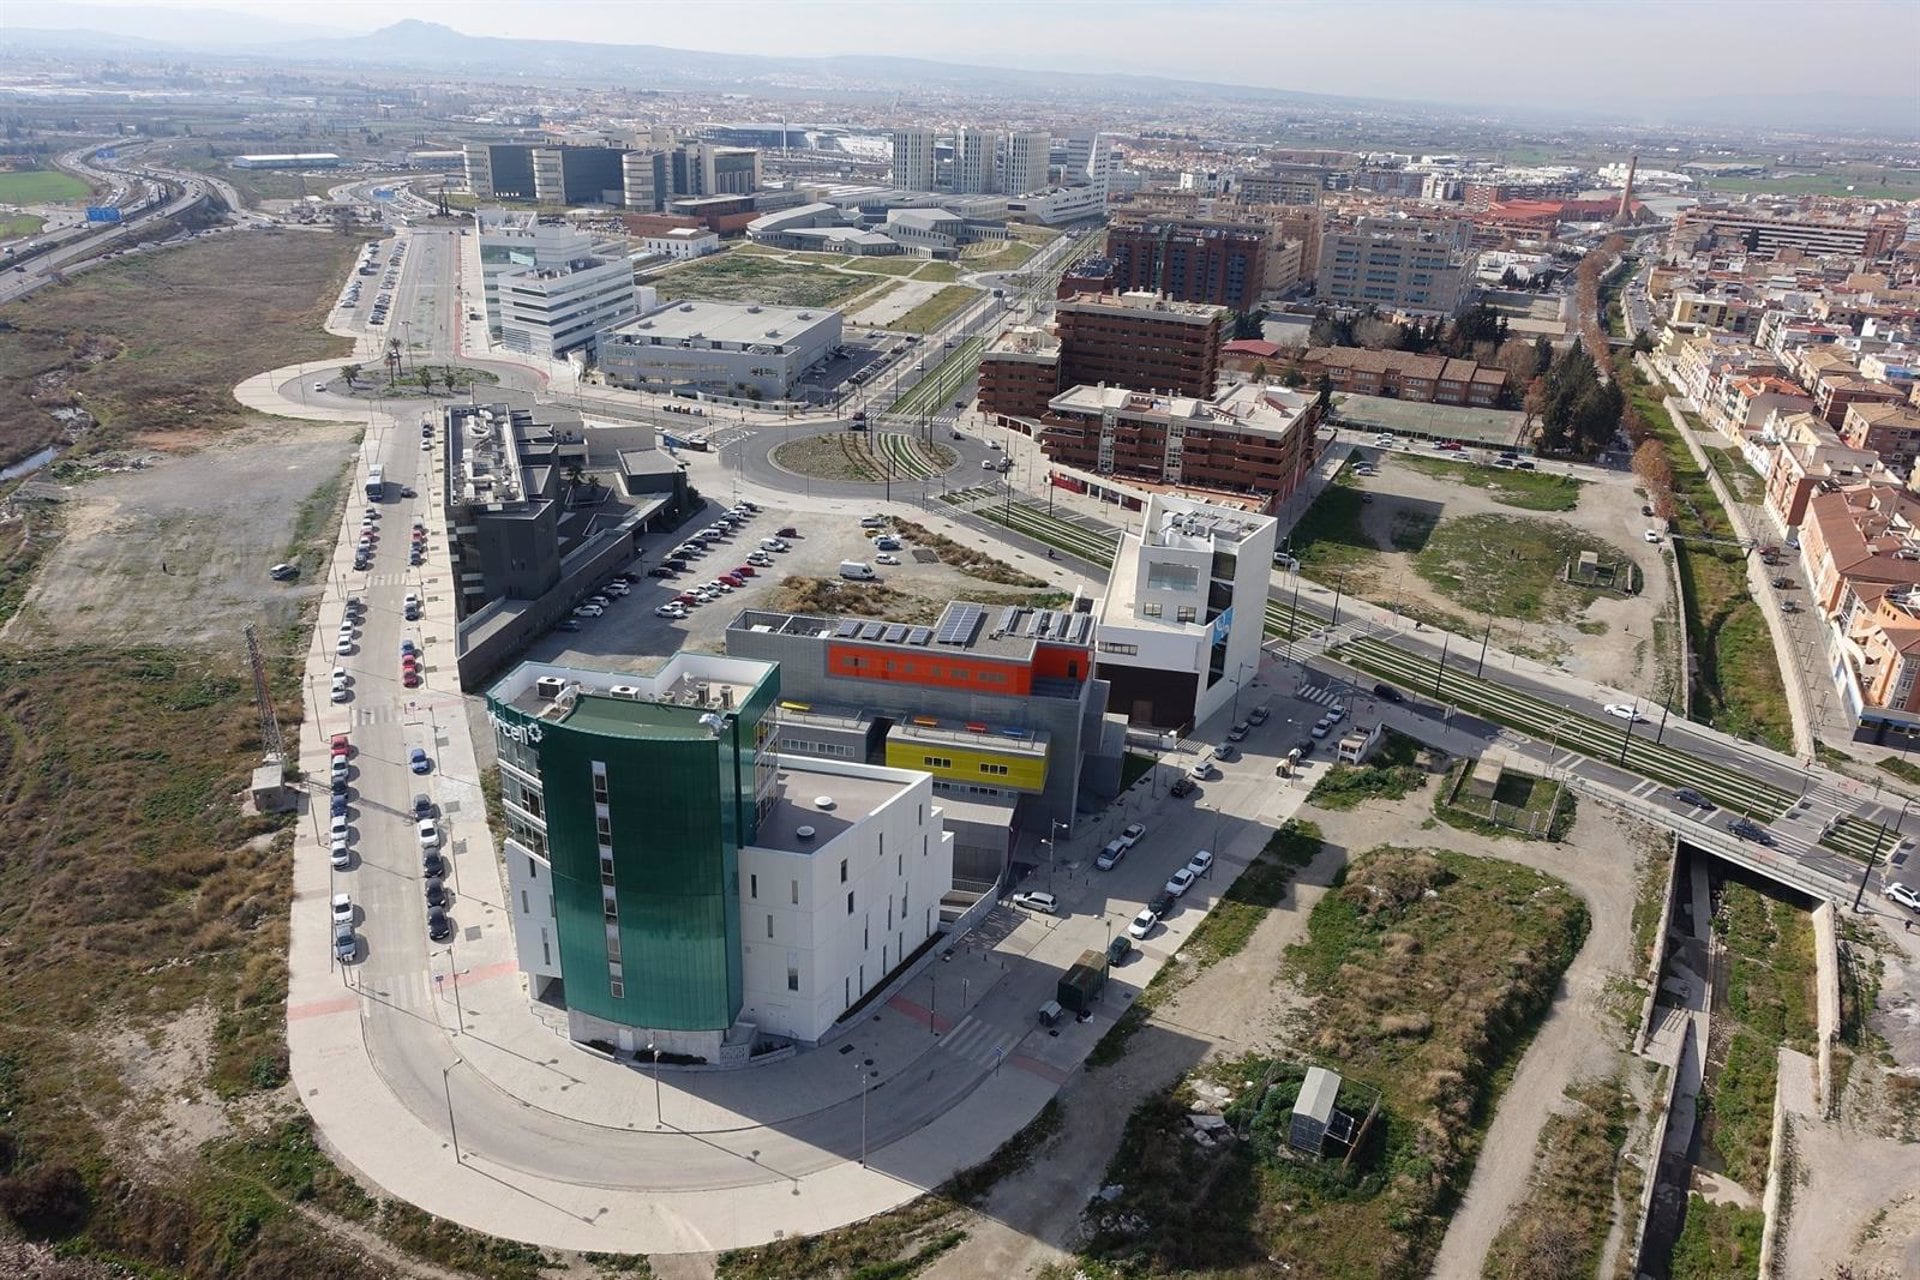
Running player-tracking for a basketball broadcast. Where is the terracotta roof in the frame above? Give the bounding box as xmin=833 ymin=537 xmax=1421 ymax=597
xmin=1222 ymin=339 xmax=1282 ymax=358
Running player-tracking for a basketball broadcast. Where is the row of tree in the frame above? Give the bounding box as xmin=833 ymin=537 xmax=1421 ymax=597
xmin=1523 ymin=345 xmax=1625 ymax=457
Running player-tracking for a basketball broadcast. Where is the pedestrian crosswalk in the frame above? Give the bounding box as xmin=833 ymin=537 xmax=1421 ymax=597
xmin=354 ymin=703 xmax=407 ymax=726
xmin=361 ymin=967 xmax=454 ymax=1020
xmin=1295 ymin=685 xmax=1347 ymax=708
xmin=940 ymin=1014 xmax=1012 ymax=1070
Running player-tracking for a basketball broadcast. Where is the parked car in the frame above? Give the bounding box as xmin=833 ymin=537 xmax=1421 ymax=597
xmin=1169 ymin=776 xmax=1198 ymax=798
xmin=427 ymin=908 xmax=453 ymax=943
xmin=330 ymin=893 xmax=353 ymax=926
xmin=329 ymin=732 xmax=351 ymax=760
xmin=268 ymin=562 xmax=299 ymax=581
xmin=875 ymin=553 xmax=901 ymax=565
xmin=1185 ymin=849 xmax=1215 ymax=877
xmin=1127 ymin=908 xmax=1158 ymax=940
xmin=1644 ymin=529 xmax=1662 ymax=543
xmin=1095 ymin=839 xmax=1127 ymax=871
xmin=1106 ymin=934 xmax=1133 ymax=965
xmin=1214 ymin=743 xmax=1237 ymax=762
xmin=1228 ymin=721 xmax=1250 ymax=741
xmin=409 ymin=747 xmax=431 ymax=774
xmin=1248 ymin=706 xmax=1270 ymax=725
xmin=1164 ymin=867 xmax=1198 ymax=898
xmin=1011 ymin=890 xmax=1058 ymax=915
xmin=648 ymin=567 xmax=678 ymax=578
xmin=1604 ymin=703 xmax=1649 ymax=723
xmin=425 ymin=878 xmax=449 ymax=910
xmin=1886 ymin=882 xmax=1920 ymax=913
xmin=1118 ymin=822 xmax=1146 ymax=849
xmin=333 ymin=923 xmax=356 ymax=962
xmin=1149 ymin=890 xmax=1176 ymax=918
xmin=417 ymin=819 xmax=439 ymax=850
xmin=1373 ymin=683 xmax=1403 ymax=703
xmin=330 ymin=837 xmax=351 ymax=869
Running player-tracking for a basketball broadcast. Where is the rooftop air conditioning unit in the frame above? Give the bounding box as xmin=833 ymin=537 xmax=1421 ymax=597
xmin=609 ymin=684 xmax=642 ymax=699
xmin=795 ymin=825 xmax=817 ymax=841
xmin=535 ymin=676 xmax=566 ymax=699
xmin=813 ymin=796 xmax=836 ymax=810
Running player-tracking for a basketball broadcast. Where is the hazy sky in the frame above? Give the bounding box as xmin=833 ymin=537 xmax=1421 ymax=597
xmin=28 ymin=0 xmax=1920 ymax=109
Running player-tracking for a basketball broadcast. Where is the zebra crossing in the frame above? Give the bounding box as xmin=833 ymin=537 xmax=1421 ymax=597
xmin=361 ymin=966 xmax=456 ymax=1021
xmin=1295 ymin=684 xmax=1348 ymax=708
xmin=940 ymin=1014 xmax=1014 ymax=1070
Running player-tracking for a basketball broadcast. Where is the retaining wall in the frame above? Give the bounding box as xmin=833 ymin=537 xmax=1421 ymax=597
xmin=1811 ymin=900 xmax=1842 ymax=1115
xmin=1629 ymin=1027 xmax=1690 ymax=1279
xmin=1634 ymin=836 xmax=1684 ymax=1056
xmin=1756 ymin=1062 xmax=1791 ymax=1278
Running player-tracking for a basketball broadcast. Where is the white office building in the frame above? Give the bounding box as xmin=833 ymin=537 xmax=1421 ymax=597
xmin=598 ymin=299 xmax=844 ymax=400
xmin=1004 ymin=131 xmax=1051 ymax=198
xmin=891 ymin=127 xmax=937 ymax=192
xmin=952 ymin=127 xmax=996 ymax=194
xmin=1005 ymin=185 xmax=1108 ymax=226
xmin=476 ymin=210 xmax=642 ymax=358
xmin=1093 ymin=495 xmax=1277 ymax=732
xmin=641 ymin=227 xmax=722 ymax=260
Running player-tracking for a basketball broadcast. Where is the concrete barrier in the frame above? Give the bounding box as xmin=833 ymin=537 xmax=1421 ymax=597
xmin=1629 ymin=1029 xmax=1689 ymax=1278
xmin=1756 ymin=1057 xmax=1792 ymax=1278
xmin=1635 ymin=836 xmax=1684 ymax=1056
xmin=1811 ymin=901 xmax=1842 ymax=1115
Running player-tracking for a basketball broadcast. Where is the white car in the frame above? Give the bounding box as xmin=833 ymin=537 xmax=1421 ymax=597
xmin=1011 ymin=890 xmax=1058 ymax=915
xmin=573 ymin=604 xmax=603 ymax=618
xmin=1119 ymin=823 xmax=1146 ymax=850
xmin=417 ymin=818 xmax=439 ymax=850
xmin=1885 ymin=882 xmax=1920 ymax=913
xmin=1165 ymin=867 xmax=1198 ymax=898
xmin=330 ymin=893 xmax=353 ymax=925
xmin=1095 ymin=840 xmax=1127 ymax=871
xmin=1185 ymin=849 xmax=1215 ymax=877
xmin=1643 ymin=529 xmax=1662 ymax=543
xmin=329 ymin=813 xmax=349 ymax=842
xmin=334 ymin=636 xmax=353 ymax=655
xmin=329 ymin=837 xmax=351 ymax=870
xmin=1310 ymin=720 xmax=1331 ymax=739
xmin=654 ymin=604 xmax=688 ymax=619
xmin=1127 ymin=908 xmax=1159 ymax=940
xmin=1604 ymin=703 xmax=1649 ymax=723
xmin=875 ymin=553 xmax=901 ymax=565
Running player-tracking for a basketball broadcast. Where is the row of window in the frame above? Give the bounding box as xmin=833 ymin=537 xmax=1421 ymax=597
xmin=1139 ymin=602 xmax=1199 ymax=622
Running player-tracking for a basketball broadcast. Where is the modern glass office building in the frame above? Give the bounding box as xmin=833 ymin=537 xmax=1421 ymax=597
xmin=488 ymin=654 xmax=951 ymax=1059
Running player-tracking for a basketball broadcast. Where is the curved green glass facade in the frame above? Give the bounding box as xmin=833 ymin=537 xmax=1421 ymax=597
xmin=490 ymin=669 xmax=777 ymax=1033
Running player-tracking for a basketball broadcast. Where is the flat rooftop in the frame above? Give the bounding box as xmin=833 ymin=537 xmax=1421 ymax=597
xmin=1333 ymin=393 xmax=1528 ymax=447
xmin=732 ymin=599 xmax=1095 ymax=662
xmin=609 ymin=299 xmax=839 ymax=346
xmin=494 ymin=657 xmax=772 ymax=737
xmin=753 ymin=766 xmax=912 ymax=856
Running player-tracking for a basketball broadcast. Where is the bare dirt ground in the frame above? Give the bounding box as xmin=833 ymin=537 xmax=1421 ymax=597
xmin=920 ymin=778 xmax=1653 ymax=1280
xmin=2 ymin=419 xmax=360 ymax=648
xmin=1349 ymin=454 xmax=1673 ymax=697
xmin=850 ymin=279 xmax=945 ymax=326
xmin=1779 ymin=923 xmax=1920 ymax=1279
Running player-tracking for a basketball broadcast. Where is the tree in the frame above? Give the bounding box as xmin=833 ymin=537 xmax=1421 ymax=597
xmin=340 ymin=363 xmax=361 ymax=388
xmin=1532 ymin=336 xmax=1555 ymax=375
xmin=1280 ymin=365 xmax=1305 ymax=388
xmin=1250 ymin=361 xmax=1269 ymax=383
xmin=1229 ymin=310 xmax=1264 ymax=341
xmin=1633 ymin=438 xmax=1677 ymax=519
xmin=1314 ymin=371 xmax=1334 ymax=419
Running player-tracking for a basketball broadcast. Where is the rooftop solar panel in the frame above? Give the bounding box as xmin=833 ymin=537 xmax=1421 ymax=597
xmin=835 ymin=620 xmax=861 ymax=638
xmin=883 ymin=624 xmax=907 ymax=643
xmin=907 ymin=626 xmax=933 ymax=645
xmin=860 ymin=622 xmax=885 ymax=640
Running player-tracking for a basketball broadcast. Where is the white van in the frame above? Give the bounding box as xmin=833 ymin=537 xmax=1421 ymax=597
xmin=839 ymin=561 xmax=877 ymax=580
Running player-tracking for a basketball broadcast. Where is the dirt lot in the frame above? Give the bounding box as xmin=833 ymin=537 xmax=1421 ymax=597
xmin=920 ymin=776 xmax=1656 ymax=1280
xmin=2 ymin=421 xmax=361 ymax=648
xmin=1346 ymin=452 xmax=1673 ymax=696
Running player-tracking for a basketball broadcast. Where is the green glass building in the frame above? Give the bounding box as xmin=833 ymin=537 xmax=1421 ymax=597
xmin=487 ymin=655 xmax=779 ymax=1052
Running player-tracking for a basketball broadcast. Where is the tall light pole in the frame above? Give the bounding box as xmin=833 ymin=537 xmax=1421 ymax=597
xmin=1854 ymin=795 xmax=1913 ymax=911
xmin=1475 ymin=608 xmax=1494 ymax=678
xmin=1616 ymin=699 xmax=1640 ymax=766
xmin=858 ymin=1065 xmax=872 ymax=1166
xmin=441 ymin=1058 xmax=463 ymax=1163
xmin=648 ymin=1035 xmax=662 ymax=1129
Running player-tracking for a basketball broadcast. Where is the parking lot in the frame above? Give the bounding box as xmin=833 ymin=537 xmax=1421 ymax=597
xmin=517 ymin=498 xmax=1072 ymax=672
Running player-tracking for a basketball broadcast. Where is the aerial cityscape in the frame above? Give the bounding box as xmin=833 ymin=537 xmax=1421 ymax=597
xmin=3 ymin=2 xmax=1920 ymax=1278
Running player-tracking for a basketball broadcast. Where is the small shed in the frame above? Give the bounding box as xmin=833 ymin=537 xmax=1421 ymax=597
xmin=1288 ymin=1066 xmax=1343 ymax=1154
xmin=1467 ymin=747 xmax=1512 ymax=800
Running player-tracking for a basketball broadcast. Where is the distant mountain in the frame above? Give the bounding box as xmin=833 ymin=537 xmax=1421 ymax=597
xmin=1 ymin=25 xmax=176 ymax=54
xmin=8 ymin=1 xmax=357 ymax=47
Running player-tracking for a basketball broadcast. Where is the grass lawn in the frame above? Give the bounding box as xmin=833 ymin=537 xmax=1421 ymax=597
xmin=885 ymin=284 xmax=980 ymax=333
xmin=0 ymin=169 xmax=93 ymax=204
xmin=1079 ymin=847 xmax=1587 ymax=1279
xmin=1284 ymin=478 xmax=1382 ymax=585
xmin=0 ymin=228 xmax=360 ymax=465
xmin=1701 ymin=445 xmax=1767 ymax=505
xmin=770 ymin=432 xmax=884 ymax=483
xmin=0 ymin=211 xmax=46 ymax=239
xmin=959 ymin=239 xmax=1037 ymax=273
xmin=652 ymin=253 xmax=875 ymax=309
xmin=1007 ymin=222 xmax=1062 ymax=244
xmin=914 ymin=260 xmax=962 ymax=282
xmin=1396 ymin=454 xmax=1583 ymax=511
xmin=1414 ymin=513 xmax=1631 ymax=626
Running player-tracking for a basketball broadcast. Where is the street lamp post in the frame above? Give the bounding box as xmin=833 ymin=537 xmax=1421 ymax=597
xmin=648 ymin=1036 xmax=662 ymax=1128
xmin=441 ymin=1058 xmax=462 ymax=1163
xmin=858 ymin=1066 xmax=872 ymax=1166
xmin=1854 ymin=795 xmax=1913 ymax=911
xmin=1617 ymin=699 xmax=1640 ymax=766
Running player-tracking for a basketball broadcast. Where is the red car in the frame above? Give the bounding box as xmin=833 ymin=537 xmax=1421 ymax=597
xmin=731 ymin=564 xmax=756 ymax=577
xmin=330 ymin=733 xmax=351 ymax=759
xmin=719 ymin=574 xmax=745 ymax=588
xmin=402 ymin=669 xmax=421 ymax=688
xmin=674 ymin=592 xmax=699 ymax=606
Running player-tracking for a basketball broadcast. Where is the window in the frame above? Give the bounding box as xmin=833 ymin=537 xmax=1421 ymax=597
xmin=749 ymin=873 xmax=758 ymax=900
xmin=1176 ymin=605 xmax=1197 ymax=623
xmin=840 ymin=858 xmax=848 ymax=883
xmin=878 ymin=833 xmax=884 ymax=858
xmin=520 ymin=889 xmax=529 ymax=913
xmin=980 ymin=762 xmax=1009 ymax=776
xmin=609 ymin=979 xmax=625 ymax=999
xmin=603 ymin=887 xmax=618 ymax=920
xmin=1142 ymin=602 xmax=1162 ymax=618
xmin=1098 ymin=640 xmax=1139 ymax=655
xmin=922 ymin=755 xmax=953 ymax=769
xmin=527 ymin=856 xmax=538 ymax=880
xmin=767 ymin=913 xmax=774 ymax=939
xmin=791 ymin=879 xmax=800 ymax=905
xmin=787 ymin=965 xmax=800 ymax=992
xmin=600 ymin=854 xmax=615 ymax=886
xmin=847 ymin=891 xmax=855 ymax=915
xmin=595 ymin=814 xmax=612 ymax=842
xmin=540 ymin=928 xmax=550 ymax=966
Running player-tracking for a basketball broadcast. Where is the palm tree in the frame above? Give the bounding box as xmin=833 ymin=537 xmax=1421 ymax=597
xmin=340 ymin=363 xmax=361 ymax=388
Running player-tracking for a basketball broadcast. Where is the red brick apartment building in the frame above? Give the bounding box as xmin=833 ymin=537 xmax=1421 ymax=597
xmin=1036 ymin=382 xmax=1321 ymax=507
xmin=978 ymin=292 xmax=1226 ymax=421
xmin=1298 ymin=346 xmax=1508 ymax=407
xmin=1105 ymin=216 xmax=1270 ymax=311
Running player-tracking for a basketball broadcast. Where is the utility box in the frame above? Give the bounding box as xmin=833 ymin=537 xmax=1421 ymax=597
xmin=1057 ymin=948 xmax=1109 ymax=1016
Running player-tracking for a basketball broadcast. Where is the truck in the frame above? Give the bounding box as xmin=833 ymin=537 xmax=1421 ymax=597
xmin=1055 ymin=948 xmax=1109 ymax=1017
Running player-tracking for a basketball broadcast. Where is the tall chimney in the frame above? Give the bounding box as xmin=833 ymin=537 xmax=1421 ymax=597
xmin=1616 ymin=154 xmax=1639 ymax=224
